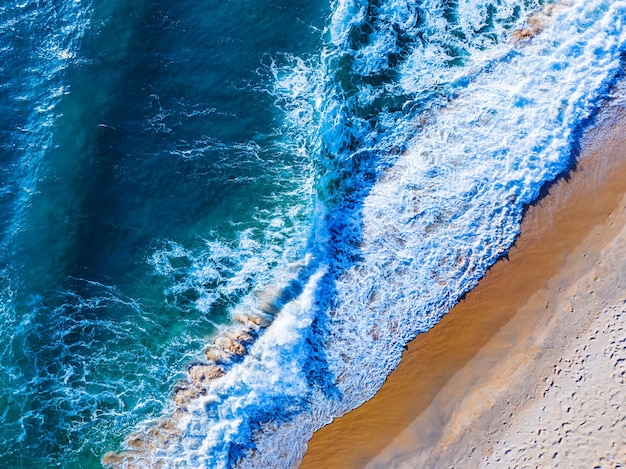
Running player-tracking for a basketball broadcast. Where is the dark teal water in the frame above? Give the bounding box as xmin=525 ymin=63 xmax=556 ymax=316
xmin=0 ymin=1 xmax=326 ymax=466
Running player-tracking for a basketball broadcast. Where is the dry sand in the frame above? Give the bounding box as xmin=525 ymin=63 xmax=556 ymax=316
xmin=300 ymin=101 xmax=626 ymax=468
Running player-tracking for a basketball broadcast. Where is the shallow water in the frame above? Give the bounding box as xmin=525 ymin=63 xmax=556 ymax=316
xmin=1 ymin=0 xmax=625 ymax=467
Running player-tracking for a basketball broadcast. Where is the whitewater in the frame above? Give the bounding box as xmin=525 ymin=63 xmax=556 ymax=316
xmin=1 ymin=0 xmax=625 ymax=468
xmin=101 ymin=0 xmax=626 ymax=467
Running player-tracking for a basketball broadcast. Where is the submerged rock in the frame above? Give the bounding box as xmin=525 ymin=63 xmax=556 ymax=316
xmin=513 ymin=2 xmax=569 ymax=42
xmin=188 ymin=364 xmax=225 ymax=383
xmin=103 ymin=419 xmax=182 ymax=468
xmin=103 ymin=277 xmax=302 ymax=466
xmin=234 ymin=312 xmax=271 ymax=329
xmin=254 ymin=285 xmax=283 ymax=316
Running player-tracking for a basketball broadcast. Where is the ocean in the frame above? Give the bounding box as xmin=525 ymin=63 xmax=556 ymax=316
xmin=0 ymin=0 xmax=624 ymax=467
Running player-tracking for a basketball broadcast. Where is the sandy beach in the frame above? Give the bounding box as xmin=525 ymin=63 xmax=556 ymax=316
xmin=300 ymin=97 xmax=626 ymax=468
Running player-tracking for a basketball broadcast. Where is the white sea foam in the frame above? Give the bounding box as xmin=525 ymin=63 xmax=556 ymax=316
xmin=247 ymin=1 xmax=626 ymax=466
xmin=109 ymin=0 xmax=626 ymax=467
xmin=324 ymin=0 xmax=626 ymax=405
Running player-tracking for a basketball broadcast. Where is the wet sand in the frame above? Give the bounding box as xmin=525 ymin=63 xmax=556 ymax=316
xmin=300 ymin=100 xmax=626 ymax=468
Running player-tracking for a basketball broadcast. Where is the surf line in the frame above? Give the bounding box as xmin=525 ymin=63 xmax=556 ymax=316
xmin=102 ymin=255 xmax=314 ymax=467
xmin=102 ymin=2 xmax=577 ymax=465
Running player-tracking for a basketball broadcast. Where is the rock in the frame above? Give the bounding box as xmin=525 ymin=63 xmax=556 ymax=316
xmin=126 ymin=432 xmax=149 ymax=449
xmin=234 ymin=313 xmax=271 ymax=329
xmin=231 ymin=329 xmax=254 ymax=345
xmin=513 ymin=28 xmax=534 ymax=41
xmin=512 ymin=2 xmax=569 ymax=43
xmin=204 ymin=346 xmax=230 ymax=363
xmin=214 ymin=336 xmax=246 ymax=356
xmin=173 ymin=385 xmax=206 ymax=408
xmin=188 ymin=364 xmax=225 ymax=382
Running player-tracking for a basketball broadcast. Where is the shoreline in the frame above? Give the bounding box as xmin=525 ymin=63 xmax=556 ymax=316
xmin=300 ymin=100 xmax=626 ymax=467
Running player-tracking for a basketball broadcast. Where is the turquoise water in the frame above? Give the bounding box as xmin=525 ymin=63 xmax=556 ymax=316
xmin=2 ymin=0 xmax=626 ymax=468
xmin=0 ymin=0 xmax=325 ymax=467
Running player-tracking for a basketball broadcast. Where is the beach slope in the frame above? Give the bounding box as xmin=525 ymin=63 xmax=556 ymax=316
xmin=301 ymin=99 xmax=626 ymax=468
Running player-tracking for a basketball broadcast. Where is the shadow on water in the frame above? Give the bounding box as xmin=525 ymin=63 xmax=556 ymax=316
xmin=302 ymin=149 xmax=385 ymax=403
xmin=293 ymin=0 xmax=425 ymax=411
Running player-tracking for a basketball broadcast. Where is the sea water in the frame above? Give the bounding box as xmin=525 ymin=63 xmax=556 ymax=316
xmin=0 ymin=0 xmax=323 ymax=467
xmin=0 ymin=0 xmax=625 ymax=468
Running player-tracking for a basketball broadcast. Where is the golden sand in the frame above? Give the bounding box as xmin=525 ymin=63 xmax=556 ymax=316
xmin=300 ymin=105 xmax=626 ymax=468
